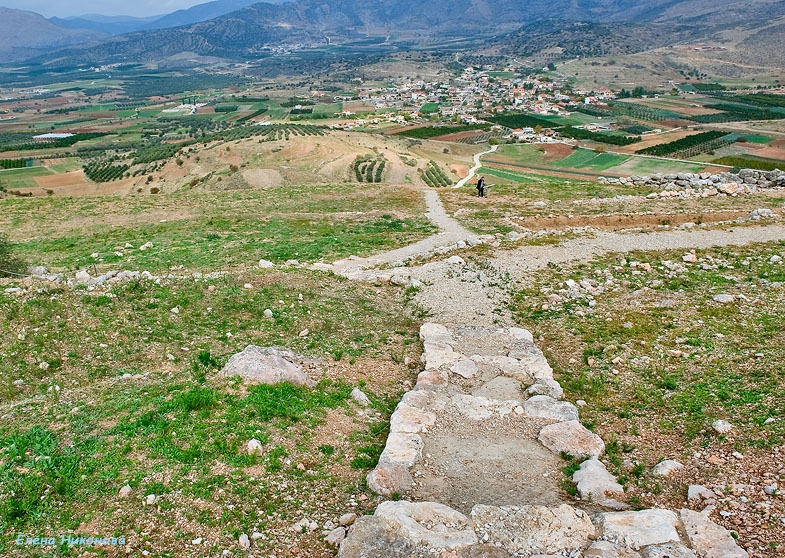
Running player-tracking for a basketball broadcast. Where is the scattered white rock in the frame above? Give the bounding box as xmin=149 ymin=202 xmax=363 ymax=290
xmin=523 ymin=395 xmax=578 ymax=422
xmin=246 ymin=438 xmax=264 ymax=456
xmin=712 ymin=294 xmax=735 ymax=304
xmin=339 ymin=513 xmax=357 ymax=527
xmin=351 ymin=387 xmax=371 ymax=407
xmin=145 ymin=494 xmax=157 ymax=506
xmin=118 ymin=485 xmax=132 ymax=498
xmin=641 ymin=542 xmax=697 ymax=558
xmin=688 ymin=484 xmax=716 ymax=504
xmin=263 ymin=308 xmax=273 ymax=318
xmin=471 ymin=503 xmax=593 ymax=555
xmin=652 ymin=460 xmax=685 ymax=477
xmin=711 ymin=419 xmax=733 ymax=434
xmin=258 ymin=259 xmax=275 ymax=268
xmin=572 ymin=458 xmax=625 ymax=507
xmin=238 ymin=533 xmax=250 ymax=550
xmin=191 ymin=537 xmax=202 ymax=545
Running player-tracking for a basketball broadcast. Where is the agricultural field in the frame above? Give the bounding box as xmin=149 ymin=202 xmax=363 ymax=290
xmin=483 ymin=144 xmax=713 ymax=180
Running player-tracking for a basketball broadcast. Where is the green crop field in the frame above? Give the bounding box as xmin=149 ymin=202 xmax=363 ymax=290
xmin=0 ymin=167 xmax=53 ymax=189
xmin=557 ymin=148 xmax=630 ymax=170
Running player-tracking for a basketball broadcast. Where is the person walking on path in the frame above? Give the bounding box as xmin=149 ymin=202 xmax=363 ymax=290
xmin=476 ymin=176 xmax=486 ymax=197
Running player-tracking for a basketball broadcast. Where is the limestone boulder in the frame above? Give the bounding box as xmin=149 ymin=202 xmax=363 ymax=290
xmin=538 ymin=420 xmax=605 ymax=458
xmin=219 ymin=346 xmax=316 ymax=387
xmin=372 ymin=501 xmax=478 ymax=550
xmin=572 ymin=458 xmax=626 ymax=508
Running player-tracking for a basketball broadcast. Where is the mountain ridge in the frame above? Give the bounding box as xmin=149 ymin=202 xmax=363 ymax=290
xmin=11 ymin=0 xmax=785 ymax=68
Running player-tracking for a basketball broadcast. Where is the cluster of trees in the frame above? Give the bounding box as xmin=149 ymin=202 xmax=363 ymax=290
xmin=0 ymin=133 xmax=106 ymax=153
xmin=420 ymin=160 xmax=452 ymax=187
xmin=83 ymin=161 xmax=130 ymax=183
xmin=280 ymin=99 xmax=315 ymax=108
xmin=617 ymin=86 xmax=651 ymax=98
xmin=214 ymin=105 xmax=239 ymax=113
xmin=353 ymin=155 xmax=386 ymax=183
xmin=395 ymin=124 xmax=488 ymax=139
xmin=637 ymin=131 xmax=729 ymax=157
xmin=711 ymin=156 xmax=782 ymax=172
xmin=558 ymin=126 xmax=640 ymax=146
xmin=0 ymin=158 xmax=29 ymax=169
xmin=487 ymin=113 xmax=554 ymax=129
xmin=689 ymin=104 xmax=785 ymax=123
xmin=132 ymin=143 xmax=182 ymax=165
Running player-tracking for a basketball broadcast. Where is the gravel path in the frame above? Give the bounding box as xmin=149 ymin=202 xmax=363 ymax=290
xmin=411 ymin=221 xmax=785 ymax=327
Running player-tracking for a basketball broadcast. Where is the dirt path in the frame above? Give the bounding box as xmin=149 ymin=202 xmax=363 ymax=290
xmin=453 ymin=144 xmax=497 ymax=189
xmin=331 ymin=188 xmax=478 ymax=276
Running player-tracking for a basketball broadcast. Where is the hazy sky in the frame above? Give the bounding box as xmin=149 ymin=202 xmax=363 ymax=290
xmin=1 ymin=0 xmax=206 ymax=18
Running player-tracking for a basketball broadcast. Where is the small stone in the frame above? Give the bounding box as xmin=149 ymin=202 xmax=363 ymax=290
xmin=732 ymin=451 xmax=743 ymax=459
xmin=259 ymin=259 xmax=275 ymax=268
xmin=764 ymin=417 xmax=775 ymax=425
xmin=170 ymin=306 xmax=180 ymax=314
xmin=239 ymin=533 xmax=250 ymax=549
xmin=208 ymin=285 xmax=216 ymax=292
xmin=146 ymin=494 xmax=157 ymax=505
xmin=191 ymin=537 xmax=202 ymax=545
xmin=263 ymin=309 xmax=273 ymax=318
xmin=652 ymin=460 xmax=684 ymax=477
xmin=712 ymin=294 xmax=734 ymax=304
xmin=576 ymin=399 xmax=587 ymax=407
xmin=247 ymin=438 xmax=264 ymax=456
xmin=351 ymin=388 xmax=371 ymax=407
xmin=339 ymin=513 xmax=357 ymax=526
xmin=764 ymin=485 xmax=778 ymax=495
xmin=118 ymin=485 xmax=132 ymax=498
xmin=298 ymin=328 xmax=309 ymax=337
xmin=712 ymin=419 xmax=733 ymax=434
xmin=244 ymin=283 xmax=253 ymax=289
xmin=688 ymin=484 xmax=716 ymax=503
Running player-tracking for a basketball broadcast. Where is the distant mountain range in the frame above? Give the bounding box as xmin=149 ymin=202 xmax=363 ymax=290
xmin=49 ymin=0 xmax=290 ymax=35
xmin=4 ymin=0 xmax=785 ymax=67
xmin=0 ymin=7 xmax=107 ymax=61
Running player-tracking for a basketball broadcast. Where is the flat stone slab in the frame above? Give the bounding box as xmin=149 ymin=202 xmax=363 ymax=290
xmin=471 ymin=504 xmax=594 ymax=555
xmin=412 ymin=432 xmax=564 ymax=514
xmin=680 ymin=509 xmax=748 ymax=558
xmin=524 ymin=395 xmax=579 ymax=422
xmin=595 ymin=509 xmax=680 ymax=550
xmin=471 ymin=376 xmax=523 ymax=402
